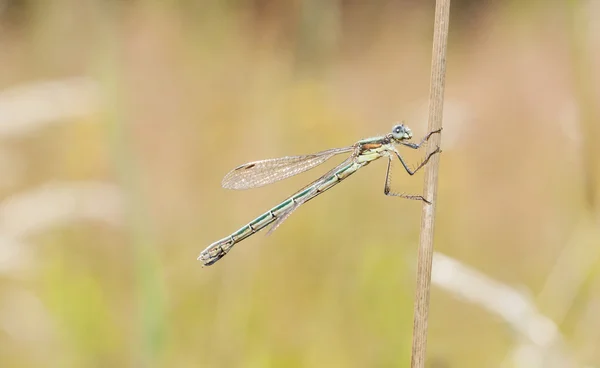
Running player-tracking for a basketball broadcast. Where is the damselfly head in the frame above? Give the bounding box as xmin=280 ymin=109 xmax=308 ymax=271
xmin=391 ymin=123 xmax=412 ymax=141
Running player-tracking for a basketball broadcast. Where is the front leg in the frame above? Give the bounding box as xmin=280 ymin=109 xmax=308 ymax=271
xmin=401 ymin=127 xmax=442 ymax=149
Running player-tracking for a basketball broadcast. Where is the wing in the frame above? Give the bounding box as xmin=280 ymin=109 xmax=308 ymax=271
xmin=265 ymin=157 xmax=355 ymax=236
xmin=221 ymin=146 xmax=353 ymax=190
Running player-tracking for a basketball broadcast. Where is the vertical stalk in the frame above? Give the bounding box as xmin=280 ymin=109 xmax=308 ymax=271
xmin=410 ymin=0 xmax=451 ymax=367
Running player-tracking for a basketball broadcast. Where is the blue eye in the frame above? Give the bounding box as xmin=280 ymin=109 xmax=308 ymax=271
xmin=391 ymin=123 xmax=412 ymax=140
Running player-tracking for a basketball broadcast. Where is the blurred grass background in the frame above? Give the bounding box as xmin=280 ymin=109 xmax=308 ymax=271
xmin=1 ymin=0 xmax=599 ymax=367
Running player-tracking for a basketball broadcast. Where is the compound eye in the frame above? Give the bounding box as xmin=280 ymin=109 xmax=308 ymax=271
xmin=391 ymin=124 xmax=405 ymax=139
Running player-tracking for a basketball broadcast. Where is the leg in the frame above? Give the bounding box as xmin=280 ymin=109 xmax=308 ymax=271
xmin=383 ymin=157 xmax=431 ymax=204
xmin=394 ymin=146 xmax=441 ymax=176
xmin=401 ymin=127 xmax=442 ymax=149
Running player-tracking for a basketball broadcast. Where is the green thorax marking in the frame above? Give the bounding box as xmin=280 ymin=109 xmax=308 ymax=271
xmin=357 ymin=135 xmax=386 ymax=145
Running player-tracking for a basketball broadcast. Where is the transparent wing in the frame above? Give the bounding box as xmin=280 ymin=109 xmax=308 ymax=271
xmin=266 ymin=157 xmax=355 ymax=235
xmin=222 ymin=146 xmax=353 ymax=190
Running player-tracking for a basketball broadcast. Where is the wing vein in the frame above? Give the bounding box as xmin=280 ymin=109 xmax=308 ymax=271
xmin=221 ymin=146 xmax=353 ymax=190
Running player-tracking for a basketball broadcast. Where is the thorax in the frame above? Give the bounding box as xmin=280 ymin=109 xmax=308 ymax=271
xmin=355 ymin=137 xmax=393 ymax=164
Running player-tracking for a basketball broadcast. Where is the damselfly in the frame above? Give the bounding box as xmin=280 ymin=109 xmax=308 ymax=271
xmin=199 ymin=123 xmax=442 ymax=266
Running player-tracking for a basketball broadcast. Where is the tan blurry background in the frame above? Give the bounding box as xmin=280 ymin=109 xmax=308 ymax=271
xmin=1 ymin=1 xmax=600 ymax=367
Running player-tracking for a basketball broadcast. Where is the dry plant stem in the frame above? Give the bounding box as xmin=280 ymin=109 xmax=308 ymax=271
xmin=410 ymin=0 xmax=451 ymax=367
